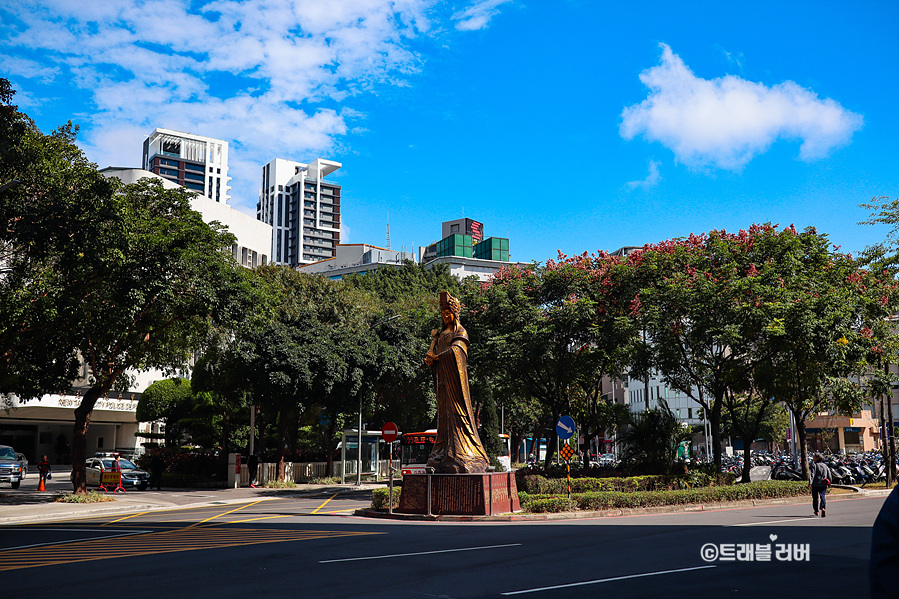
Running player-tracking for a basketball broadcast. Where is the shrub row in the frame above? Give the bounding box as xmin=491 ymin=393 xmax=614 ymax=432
xmin=519 ymin=481 xmax=809 ymax=513
xmin=516 ymin=471 xmax=736 ymax=495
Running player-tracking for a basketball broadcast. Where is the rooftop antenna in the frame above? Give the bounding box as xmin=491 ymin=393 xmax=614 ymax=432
xmin=386 ymin=210 xmax=391 ymax=250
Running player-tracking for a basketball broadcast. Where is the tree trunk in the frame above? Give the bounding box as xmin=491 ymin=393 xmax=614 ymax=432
xmin=710 ymin=398 xmax=724 ymax=474
xmin=880 ymin=394 xmax=891 ymax=487
xmin=325 ymin=419 xmax=337 ymax=477
xmin=796 ymin=417 xmax=810 ymax=480
xmin=741 ymin=433 xmax=753 ymax=483
xmin=887 ymin=392 xmax=897 ymax=484
xmin=71 ymin=385 xmax=107 ymax=493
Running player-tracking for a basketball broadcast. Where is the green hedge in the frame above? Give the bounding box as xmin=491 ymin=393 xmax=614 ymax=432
xmin=516 ymin=472 xmax=736 ymax=495
xmin=519 ymin=481 xmax=809 ymax=513
xmin=371 ymin=486 xmax=402 ymax=510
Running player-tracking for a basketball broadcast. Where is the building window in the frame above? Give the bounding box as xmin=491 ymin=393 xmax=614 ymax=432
xmin=184 ymin=171 xmax=204 ymax=182
xmin=159 ymin=158 xmax=179 ymax=167
xmin=159 ymin=168 xmax=178 ymax=177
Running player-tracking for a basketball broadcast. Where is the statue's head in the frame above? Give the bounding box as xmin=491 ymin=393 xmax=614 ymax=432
xmin=439 ymin=291 xmax=461 ymax=326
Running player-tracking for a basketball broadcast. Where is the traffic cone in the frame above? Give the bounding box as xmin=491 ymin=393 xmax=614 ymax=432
xmin=38 ymin=477 xmax=45 ymax=491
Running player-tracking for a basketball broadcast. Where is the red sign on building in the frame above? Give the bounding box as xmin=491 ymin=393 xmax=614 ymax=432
xmin=469 ymin=220 xmax=483 ymax=243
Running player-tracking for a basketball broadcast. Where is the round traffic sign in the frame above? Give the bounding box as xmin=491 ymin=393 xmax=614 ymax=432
xmin=382 ymin=422 xmax=399 ymax=443
xmin=556 ymin=415 xmax=575 ymax=440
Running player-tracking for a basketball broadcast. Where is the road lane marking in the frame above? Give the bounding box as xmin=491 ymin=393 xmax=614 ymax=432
xmin=103 ymin=512 xmax=150 ymax=525
xmin=732 ymin=517 xmax=816 ymax=527
xmin=311 ymin=492 xmax=341 ymax=514
xmin=189 ymin=500 xmax=263 ymax=527
xmin=226 ymin=515 xmax=292 ymax=524
xmin=319 ymin=543 xmax=522 ymax=563
xmin=501 ymin=565 xmax=717 ymax=595
xmin=0 ymin=528 xmax=381 ymax=570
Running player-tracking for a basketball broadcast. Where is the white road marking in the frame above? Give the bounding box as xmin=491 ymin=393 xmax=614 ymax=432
xmin=501 ymin=565 xmax=717 ymax=595
xmin=732 ymin=517 xmax=816 ymax=526
xmin=319 ymin=543 xmax=522 ymax=563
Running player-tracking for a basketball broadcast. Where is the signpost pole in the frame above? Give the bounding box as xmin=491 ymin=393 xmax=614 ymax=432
xmin=381 ymin=422 xmax=399 ymax=514
xmin=388 ymin=442 xmax=394 ymax=515
xmin=555 ymin=415 xmax=576 ymax=506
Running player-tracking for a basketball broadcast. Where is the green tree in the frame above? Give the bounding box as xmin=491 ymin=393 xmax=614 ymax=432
xmin=136 ymin=378 xmax=196 ymax=447
xmin=66 ymin=178 xmax=251 ymax=491
xmin=1 ymin=83 xmax=252 ymax=492
xmin=464 ymin=256 xmax=640 ymax=468
xmin=749 ymin=226 xmax=897 ymax=478
xmin=619 ymin=402 xmax=692 ymax=474
xmin=0 ymin=79 xmax=118 ymax=398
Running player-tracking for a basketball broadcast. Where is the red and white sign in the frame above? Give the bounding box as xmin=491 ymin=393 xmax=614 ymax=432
xmin=382 ymin=422 xmax=399 ymax=443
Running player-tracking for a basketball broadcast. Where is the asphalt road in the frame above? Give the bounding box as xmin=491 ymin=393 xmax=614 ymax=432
xmin=0 ymin=490 xmax=884 ymax=598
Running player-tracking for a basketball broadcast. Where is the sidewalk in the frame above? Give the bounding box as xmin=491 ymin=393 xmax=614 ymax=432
xmin=0 ymin=482 xmax=384 ymax=526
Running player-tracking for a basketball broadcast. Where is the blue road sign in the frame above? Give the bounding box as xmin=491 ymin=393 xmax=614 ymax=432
xmin=556 ymin=415 xmax=575 ymax=440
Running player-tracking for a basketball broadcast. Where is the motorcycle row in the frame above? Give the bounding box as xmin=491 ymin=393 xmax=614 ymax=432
xmin=765 ymin=451 xmax=894 ymax=485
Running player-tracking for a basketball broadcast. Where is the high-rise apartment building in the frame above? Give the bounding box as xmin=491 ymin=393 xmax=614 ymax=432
xmin=258 ymin=158 xmax=342 ymax=266
xmin=142 ymin=128 xmax=231 ymax=203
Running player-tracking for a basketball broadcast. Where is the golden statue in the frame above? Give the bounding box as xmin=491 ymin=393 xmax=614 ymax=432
xmin=424 ymin=291 xmax=489 ymax=474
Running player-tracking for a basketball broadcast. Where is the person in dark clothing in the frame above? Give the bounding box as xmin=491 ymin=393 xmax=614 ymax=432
xmin=37 ymin=455 xmax=51 ymax=485
xmin=870 ymin=484 xmax=899 ymax=599
xmin=149 ymin=451 xmax=164 ymax=491
xmin=248 ymin=454 xmax=259 ymax=488
xmin=809 ymin=453 xmax=832 ymax=517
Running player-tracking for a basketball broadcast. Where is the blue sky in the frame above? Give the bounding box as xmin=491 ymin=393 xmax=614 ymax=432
xmin=2 ymin=1 xmax=897 ymax=263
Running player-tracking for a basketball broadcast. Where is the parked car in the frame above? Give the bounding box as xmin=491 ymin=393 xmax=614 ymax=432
xmin=72 ymin=456 xmax=150 ymax=491
xmin=0 ymin=445 xmax=26 ymax=488
xmin=597 ymin=453 xmax=618 ymax=467
xmin=15 ymin=453 xmax=28 ymax=476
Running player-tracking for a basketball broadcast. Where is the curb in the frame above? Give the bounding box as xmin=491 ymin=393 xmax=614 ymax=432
xmin=354 ymin=486 xmax=896 ymax=522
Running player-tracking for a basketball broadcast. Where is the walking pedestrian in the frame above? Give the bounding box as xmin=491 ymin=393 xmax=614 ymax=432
xmin=248 ymin=453 xmax=259 ymax=488
xmin=149 ymin=450 xmax=164 ymax=491
xmin=37 ymin=455 xmax=51 ymax=486
xmin=809 ymin=453 xmax=832 ymax=517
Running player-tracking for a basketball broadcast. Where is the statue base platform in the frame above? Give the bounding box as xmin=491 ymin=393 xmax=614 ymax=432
xmin=397 ymin=471 xmax=520 ymax=516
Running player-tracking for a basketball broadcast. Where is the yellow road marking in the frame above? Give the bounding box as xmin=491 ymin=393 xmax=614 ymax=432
xmin=102 ymin=511 xmax=149 ymax=526
xmin=189 ymin=500 xmax=263 ymax=527
xmin=226 ymin=515 xmax=292 ymax=524
xmin=311 ymin=492 xmax=340 ymax=514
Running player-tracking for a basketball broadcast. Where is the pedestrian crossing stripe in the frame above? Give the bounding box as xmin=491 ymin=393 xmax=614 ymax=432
xmin=0 ymin=528 xmax=381 ymax=571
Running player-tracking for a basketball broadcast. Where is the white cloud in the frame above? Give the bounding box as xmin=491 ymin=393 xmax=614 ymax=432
xmin=0 ymin=0 xmax=456 ymax=213
xmin=625 ymin=159 xmax=661 ymax=191
xmin=620 ymin=44 xmax=863 ymax=170
xmin=452 ymin=0 xmax=513 ymax=31
xmin=2 ymin=56 xmax=60 ymax=83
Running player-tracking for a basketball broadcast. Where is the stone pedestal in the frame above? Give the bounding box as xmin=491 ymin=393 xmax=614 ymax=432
xmin=398 ymin=472 xmax=520 ymax=516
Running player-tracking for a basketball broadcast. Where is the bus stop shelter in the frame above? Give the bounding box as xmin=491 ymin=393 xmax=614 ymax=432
xmin=340 ymin=429 xmax=386 ymax=484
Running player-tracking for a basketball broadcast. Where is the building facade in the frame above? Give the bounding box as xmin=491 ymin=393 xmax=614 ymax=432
xmin=419 ymin=218 xmax=517 ymax=282
xmin=298 ymin=243 xmax=416 ymax=280
xmin=258 ymin=158 xmax=342 ymax=267
xmin=142 ymin=128 xmax=231 ymax=204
